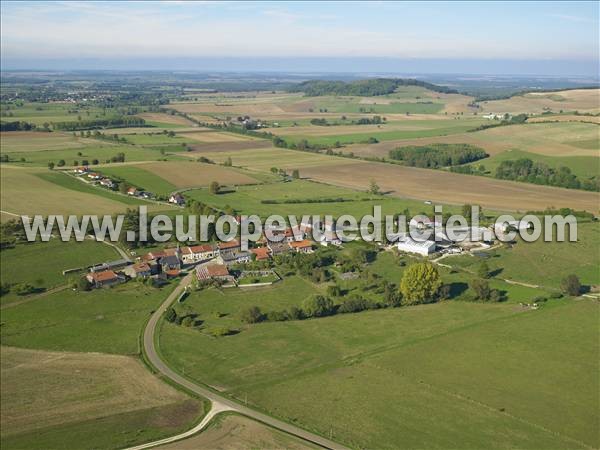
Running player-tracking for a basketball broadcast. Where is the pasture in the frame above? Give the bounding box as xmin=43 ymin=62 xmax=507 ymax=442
xmin=99 ymin=165 xmax=177 ymax=195
xmin=161 ymin=295 xmax=599 ymax=449
xmin=0 ymin=281 xmax=176 ymax=355
xmin=0 ymin=166 xmax=154 ymax=220
xmin=1 ymin=346 xmax=203 ymax=450
xmin=0 ymin=239 xmax=119 ymax=305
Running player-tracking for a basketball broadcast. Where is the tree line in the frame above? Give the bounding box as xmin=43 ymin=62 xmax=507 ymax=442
xmin=389 ymin=143 xmax=488 ymax=168
xmin=288 ymin=78 xmax=458 ymax=97
xmin=495 ymin=158 xmax=599 ymax=191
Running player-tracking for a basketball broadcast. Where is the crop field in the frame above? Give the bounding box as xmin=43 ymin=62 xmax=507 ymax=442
xmin=177 ymin=130 xmax=260 ymax=143
xmin=0 ymin=239 xmax=120 ymax=305
xmin=185 ymin=146 xmax=599 ymax=212
xmin=298 ymin=159 xmax=600 ymax=212
xmin=161 ymin=294 xmax=598 ymax=449
xmin=1 ymin=346 xmax=203 ymax=450
xmin=0 ymin=131 xmax=92 ymax=153
xmin=138 ymin=112 xmax=197 ymax=127
xmin=480 ymin=88 xmax=600 ymax=114
xmin=131 ymin=161 xmax=262 ymax=188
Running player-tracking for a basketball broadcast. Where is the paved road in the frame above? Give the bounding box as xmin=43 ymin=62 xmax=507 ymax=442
xmin=139 ymin=271 xmax=349 ymax=450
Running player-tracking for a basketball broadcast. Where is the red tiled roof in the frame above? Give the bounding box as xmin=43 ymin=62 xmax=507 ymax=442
xmin=206 ymin=264 xmax=229 ymax=277
xmin=251 ymin=247 xmax=270 ymax=260
xmin=133 ymin=262 xmax=151 ymax=273
xmin=218 ymin=239 xmax=240 ymax=250
xmin=89 ymin=270 xmax=118 ymax=282
xmin=165 ymin=269 xmax=181 ymax=277
xmin=289 ymin=239 xmax=313 ymax=249
xmin=186 ymin=244 xmax=214 ymax=254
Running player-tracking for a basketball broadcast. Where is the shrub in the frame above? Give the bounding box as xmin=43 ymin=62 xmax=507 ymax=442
xmin=302 ymin=295 xmax=334 ymax=318
xmin=560 ymin=274 xmax=581 ymax=296
xmin=240 ymin=306 xmax=263 ymax=324
xmin=13 ymin=283 xmax=36 ymax=296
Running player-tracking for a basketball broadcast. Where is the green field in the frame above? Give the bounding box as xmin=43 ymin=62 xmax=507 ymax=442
xmin=184 ymin=179 xmax=461 ymax=218
xmin=161 ymin=295 xmax=598 ymax=449
xmin=0 ymin=239 xmax=120 ymax=304
xmin=448 ymin=222 xmax=600 ymax=290
xmin=467 ymin=148 xmax=600 ymax=179
xmin=1 ymin=282 xmax=176 ymax=354
xmin=36 ymin=171 xmax=162 ymax=206
xmin=281 ymin=120 xmax=486 ymax=146
xmin=99 ymin=165 xmax=177 ymax=195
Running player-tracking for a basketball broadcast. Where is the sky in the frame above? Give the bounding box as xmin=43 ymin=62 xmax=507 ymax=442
xmin=1 ymin=1 xmax=599 ymax=76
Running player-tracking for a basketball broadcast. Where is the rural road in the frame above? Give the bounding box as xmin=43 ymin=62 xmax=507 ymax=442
xmin=135 ymin=271 xmax=349 ymax=450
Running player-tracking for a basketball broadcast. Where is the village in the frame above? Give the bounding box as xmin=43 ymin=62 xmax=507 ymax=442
xmin=83 ymin=212 xmax=518 ymax=290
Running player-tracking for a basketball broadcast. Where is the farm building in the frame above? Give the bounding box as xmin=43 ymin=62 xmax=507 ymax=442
xmin=218 ymin=239 xmax=240 ymax=252
xmin=127 ymin=187 xmax=138 ymax=196
xmin=289 ymin=240 xmax=314 ymax=253
xmin=216 ymin=250 xmax=252 ymax=266
xmin=86 ymin=270 xmax=124 ymax=288
xmin=250 ymin=247 xmax=270 ymax=261
xmin=169 ymin=193 xmax=185 ymax=205
xmin=124 ymin=262 xmax=152 ymax=278
xmin=397 ymin=238 xmax=437 ymax=256
xmin=89 ymin=259 xmax=130 ymax=273
xmin=267 ymin=240 xmax=291 ymax=255
xmin=181 ymin=244 xmax=216 ymax=264
xmin=196 ymin=264 xmax=235 ymax=285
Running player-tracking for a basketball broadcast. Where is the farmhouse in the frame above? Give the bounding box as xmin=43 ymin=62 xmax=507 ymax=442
xmin=86 ymin=270 xmax=124 ymax=288
xmin=169 ymin=193 xmax=185 ymax=205
xmin=319 ymin=231 xmax=342 ymax=246
xmin=397 ymin=237 xmax=437 ymax=256
xmin=73 ymin=166 xmax=89 ymax=174
xmin=87 ymin=172 xmax=102 ymax=180
xmin=181 ymin=244 xmax=216 ymax=264
xmin=218 ymin=239 xmax=240 ymax=252
xmin=267 ymin=240 xmax=291 ymax=256
xmin=216 ymin=250 xmax=252 ymax=266
xmin=289 ymin=240 xmax=314 ymax=253
xmin=99 ymin=178 xmax=115 ymax=189
xmin=124 ymin=262 xmax=152 ymax=278
xmin=196 ymin=264 xmax=235 ymax=285
xmin=127 ymin=187 xmax=138 ymax=196
xmin=250 ymin=246 xmax=270 ymax=261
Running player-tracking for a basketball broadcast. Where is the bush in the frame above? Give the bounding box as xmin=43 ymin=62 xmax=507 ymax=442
xmin=287 ymin=306 xmax=304 ymax=320
xmin=560 ymin=274 xmax=581 ymax=296
xmin=240 ymin=306 xmax=263 ymax=324
xmin=302 ymin=295 xmax=334 ymax=318
xmin=338 ymin=296 xmax=369 ymax=314
xmin=266 ymin=310 xmax=289 ymax=322
xmin=210 ymin=327 xmax=236 ymax=337
xmin=77 ymin=276 xmax=92 ymax=291
xmin=13 ymin=283 xmax=36 ymax=296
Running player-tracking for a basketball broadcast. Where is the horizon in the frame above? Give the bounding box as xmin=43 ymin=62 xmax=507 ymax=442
xmin=1 ymin=1 xmax=599 ymax=77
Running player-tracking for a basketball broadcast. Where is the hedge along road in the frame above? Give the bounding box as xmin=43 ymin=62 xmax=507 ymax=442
xmin=135 ymin=270 xmax=350 ymax=450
